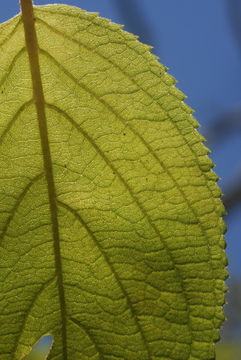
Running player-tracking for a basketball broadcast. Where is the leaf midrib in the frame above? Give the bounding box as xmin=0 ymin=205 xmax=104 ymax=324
xmin=20 ymin=0 xmax=67 ymax=357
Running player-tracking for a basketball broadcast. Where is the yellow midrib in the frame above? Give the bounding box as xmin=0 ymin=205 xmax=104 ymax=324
xmin=20 ymin=0 xmax=67 ymax=357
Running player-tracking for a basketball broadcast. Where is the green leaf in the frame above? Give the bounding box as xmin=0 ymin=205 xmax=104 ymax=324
xmin=0 ymin=3 xmax=227 ymax=360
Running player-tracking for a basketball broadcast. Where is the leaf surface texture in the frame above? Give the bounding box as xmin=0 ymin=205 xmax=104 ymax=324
xmin=0 ymin=5 xmax=227 ymax=360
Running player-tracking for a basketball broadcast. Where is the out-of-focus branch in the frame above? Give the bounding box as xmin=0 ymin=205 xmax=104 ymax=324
xmin=214 ymin=0 xmax=241 ymax=212
xmin=204 ymin=107 xmax=241 ymax=145
xmin=113 ymin=0 xmax=156 ymax=49
xmin=205 ymin=0 xmax=241 ymax=145
xmin=223 ymin=182 xmax=241 ymax=212
xmin=221 ymin=280 xmax=241 ymax=340
xmin=227 ymin=0 xmax=241 ymax=55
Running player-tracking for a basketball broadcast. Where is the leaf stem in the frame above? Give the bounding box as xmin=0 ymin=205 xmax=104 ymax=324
xmin=20 ymin=0 xmax=68 ymax=357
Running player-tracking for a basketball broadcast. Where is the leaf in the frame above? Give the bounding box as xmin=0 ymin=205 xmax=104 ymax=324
xmin=0 ymin=3 xmax=227 ymax=360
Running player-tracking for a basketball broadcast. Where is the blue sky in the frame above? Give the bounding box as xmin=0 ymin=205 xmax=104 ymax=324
xmin=1 ymin=0 xmax=240 ymax=278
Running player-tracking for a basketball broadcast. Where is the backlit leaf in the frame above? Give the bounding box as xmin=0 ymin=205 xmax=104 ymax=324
xmin=0 ymin=4 xmax=227 ymax=360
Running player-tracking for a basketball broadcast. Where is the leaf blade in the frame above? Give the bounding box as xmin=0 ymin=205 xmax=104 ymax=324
xmin=0 ymin=5 xmax=227 ymax=360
